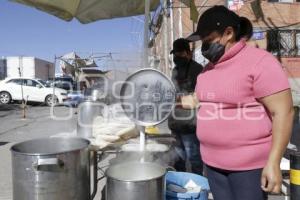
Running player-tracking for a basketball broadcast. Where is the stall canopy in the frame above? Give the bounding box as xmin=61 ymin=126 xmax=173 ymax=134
xmin=11 ymin=0 xmax=160 ymax=23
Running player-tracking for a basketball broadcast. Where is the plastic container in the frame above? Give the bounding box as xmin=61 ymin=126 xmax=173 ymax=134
xmin=166 ymin=171 xmax=210 ymax=200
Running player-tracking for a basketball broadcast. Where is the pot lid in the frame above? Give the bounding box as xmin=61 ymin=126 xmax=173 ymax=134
xmin=120 ymin=69 xmax=176 ymax=126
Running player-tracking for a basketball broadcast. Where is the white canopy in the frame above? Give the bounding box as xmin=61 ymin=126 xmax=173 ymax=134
xmin=11 ymin=0 xmax=160 ymax=23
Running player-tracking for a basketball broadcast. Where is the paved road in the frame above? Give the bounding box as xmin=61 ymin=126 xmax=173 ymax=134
xmin=0 ymin=104 xmax=299 ymax=200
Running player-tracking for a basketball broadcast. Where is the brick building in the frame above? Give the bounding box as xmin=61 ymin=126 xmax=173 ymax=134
xmin=239 ymin=0 xmax=300 ymax=106
xmin=150 ymin=0 xmax=226 ymax=74
xmin=150 ymin=0 xmax=300 ymax=106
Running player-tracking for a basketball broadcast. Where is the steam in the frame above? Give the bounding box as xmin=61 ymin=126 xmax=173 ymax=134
xmin=109 ymin=141 xmax=179 ymax=169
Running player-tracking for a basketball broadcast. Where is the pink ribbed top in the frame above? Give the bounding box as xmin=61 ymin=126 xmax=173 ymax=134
xmin=195 ymin=40 xmax=290 ymax=170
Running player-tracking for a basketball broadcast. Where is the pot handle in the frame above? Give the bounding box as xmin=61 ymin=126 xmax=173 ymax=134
xmin=34 ymin=158 xmax=64 ymax=170
xmin=166 ymin=166 xmax=176 ymax=171
xmin=90 ymin=150 xmax=98 ymax=200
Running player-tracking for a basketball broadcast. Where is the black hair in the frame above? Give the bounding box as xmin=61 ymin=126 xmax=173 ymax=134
xmin=196 ymin=6 xmax=253 ymax=41
xmin=237 ymin=17 xmax=253 ymax=41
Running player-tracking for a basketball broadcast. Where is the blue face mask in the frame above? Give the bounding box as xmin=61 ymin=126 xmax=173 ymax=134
xmin=201 ymin=41 xmax=225 ymax=63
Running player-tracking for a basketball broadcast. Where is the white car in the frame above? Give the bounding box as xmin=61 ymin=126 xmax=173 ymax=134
xmin=0 ymin=77 xmax=68 ymax=106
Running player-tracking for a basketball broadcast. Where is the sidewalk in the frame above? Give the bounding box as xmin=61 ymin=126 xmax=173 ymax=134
xmin=0 ymin=143 xmax=13 ymax=200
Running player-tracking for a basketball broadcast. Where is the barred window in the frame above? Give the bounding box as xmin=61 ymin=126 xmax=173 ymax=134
xmin=296 ymin=32 xmax=300 ymax=56
xmin=267 ymin=30 xmax=300 ymax=57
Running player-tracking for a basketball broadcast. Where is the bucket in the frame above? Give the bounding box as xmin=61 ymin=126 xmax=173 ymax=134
xmin=166 ymin=171 xmax=210 ymax=200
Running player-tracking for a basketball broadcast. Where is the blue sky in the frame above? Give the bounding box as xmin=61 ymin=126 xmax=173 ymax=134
xmin=0 ymin=1 xmax=144 ymax=69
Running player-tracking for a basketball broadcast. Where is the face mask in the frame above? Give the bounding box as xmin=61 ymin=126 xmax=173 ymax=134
xmin=201 ymin=41 xmax=225 ymax=63
xmin=173 ymin=56 xmax=189 ymax=68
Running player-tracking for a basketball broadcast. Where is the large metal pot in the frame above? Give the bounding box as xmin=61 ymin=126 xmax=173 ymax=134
xmin=10 ymin=137 xmax=97 ymax=200
xmin=105 ymin=161 xmax=166 ymax=200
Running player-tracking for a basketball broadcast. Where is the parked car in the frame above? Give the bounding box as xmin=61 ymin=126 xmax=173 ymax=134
xmin=64 ymin=91 xmax=84 ymax=107
xmin=49 ymin=76 xmax=74 ymax=91
xmin=0 ymin=77 xmax=68 ymax=106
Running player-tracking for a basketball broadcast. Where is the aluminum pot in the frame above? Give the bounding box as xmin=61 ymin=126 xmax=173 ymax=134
xmin=10 ymin=137 xmax=97 ymax=200
xmin=105 ymin=161 xmax=166 ymax=200
xmin=77 ymin=99 xmax=101 ymax=139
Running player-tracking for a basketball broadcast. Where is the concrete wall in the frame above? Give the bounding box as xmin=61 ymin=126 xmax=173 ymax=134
xmin=34 ymin=58 xmax=54 ymax=80
xmin=6 ymin=57 xmax=54 ymax=79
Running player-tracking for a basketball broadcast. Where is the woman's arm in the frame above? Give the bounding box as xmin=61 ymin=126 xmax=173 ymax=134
xmin=259 ymin=89 xmax=294 ymax=193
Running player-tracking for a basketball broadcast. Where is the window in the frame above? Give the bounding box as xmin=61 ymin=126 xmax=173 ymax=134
xmin=267 ymin=29 xmax=300 ymax=57
xmin=279 ymin=31 xmax=296 ymax=56
xmin=24 ymin=79 xmax=41 ymax=87
xmin=7 ymin=79 xmax=23 ymax=85
xmin=296 ymin=32 xmax=300 ymax=55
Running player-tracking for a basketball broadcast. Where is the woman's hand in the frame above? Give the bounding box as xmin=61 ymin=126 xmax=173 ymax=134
xmin=181 ymin=93 xmax=199 ymax=109
xmin=259 ymin=89 xmax=294 ymax=194
xmin=261 ymin=162 xmax=282 ymax=193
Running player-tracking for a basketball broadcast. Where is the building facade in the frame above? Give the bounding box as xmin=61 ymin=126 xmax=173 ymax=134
xmin=150 ymin=0 xmax=226 ymax=74
xmin=150 ymin=0 xmax=300 ymax=105
xmin=238 ymin=0 xmax=300 ymax=106
xmin=6 ymin=57 xmax=54 ymax=80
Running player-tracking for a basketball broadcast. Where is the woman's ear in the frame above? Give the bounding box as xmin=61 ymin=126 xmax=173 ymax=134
xmin=223 ymin=26 xmax=235 ymax=42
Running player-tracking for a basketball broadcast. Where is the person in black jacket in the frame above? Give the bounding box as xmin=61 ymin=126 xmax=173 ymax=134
xmin=168 ymin=38 xmax=204 ymax=174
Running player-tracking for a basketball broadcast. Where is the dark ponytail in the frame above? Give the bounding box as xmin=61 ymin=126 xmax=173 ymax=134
xmin=236 ymin=17 xmax=253 ymax=41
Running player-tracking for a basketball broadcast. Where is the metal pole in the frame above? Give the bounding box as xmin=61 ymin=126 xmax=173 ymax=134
xmin=18 ymin=56 xmax=26 ymax=119
xmin=290 ymin=151 xmax=300 ymax=200
xmin=170 ymin=0 xmax=175 ymax=71
xmin=52 ymin=56 xmax=56 ymax=110
xmin=225 ymin=0 xmax=228 ymax=8
xmin=178 ymin=1 xmax=183 ymax=38
xmin=144 ymin=0 xmax=151 ymax=68
xmin=163 ymin=0 xmax=169 ymax=74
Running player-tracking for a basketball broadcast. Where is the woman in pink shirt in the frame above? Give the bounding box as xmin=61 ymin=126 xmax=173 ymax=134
xmin=185 ymin=6 xmax=294 ymax=200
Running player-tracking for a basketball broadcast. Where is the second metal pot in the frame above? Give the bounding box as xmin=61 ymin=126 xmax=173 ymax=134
xmin=105 ymin=161 xmax=166 ymax=200
xmin=10 ymin=137 xmax=97 ymax=200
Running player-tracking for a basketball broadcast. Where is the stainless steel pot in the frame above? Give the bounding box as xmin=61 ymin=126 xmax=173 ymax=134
xmin=105 ymin=161 xmax=166 ymax=200
xmin=10 ymin=137 xmax=97 ymax=200
xmin=77 ymin=99 xmax=101 ymax=139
